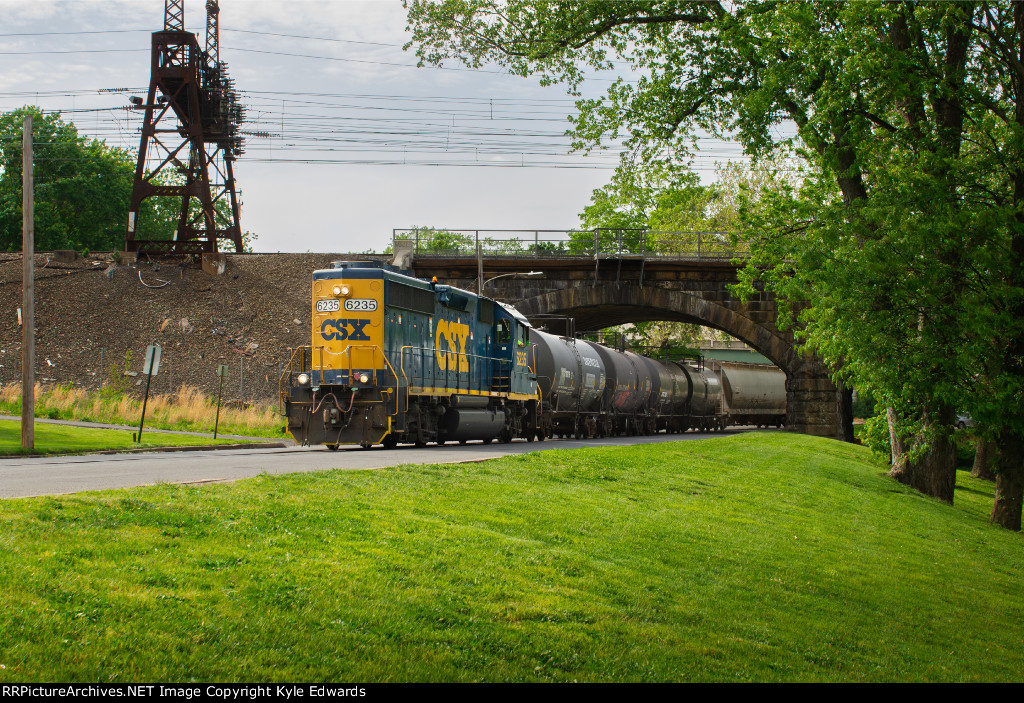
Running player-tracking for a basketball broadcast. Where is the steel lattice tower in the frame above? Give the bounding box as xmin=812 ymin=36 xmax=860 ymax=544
xmin=125 ymin=0 xmax=245 ymax=255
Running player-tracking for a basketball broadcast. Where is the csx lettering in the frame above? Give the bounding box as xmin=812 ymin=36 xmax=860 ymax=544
xmin=435 ymin=320 xmax=470 ymax=372
xmin=516 ymin=350 xmax=529 ymax=367
xmin=320 ymin=318 xmax=372 ymax=342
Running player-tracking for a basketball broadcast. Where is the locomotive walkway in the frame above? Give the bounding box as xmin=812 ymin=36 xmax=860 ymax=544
xmin=391 ymin=229 xmax=847 ymax=440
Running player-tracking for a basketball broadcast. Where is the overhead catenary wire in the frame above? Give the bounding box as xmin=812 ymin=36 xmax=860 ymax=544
xmin=0 ymin=21 xmax=766 ymax=173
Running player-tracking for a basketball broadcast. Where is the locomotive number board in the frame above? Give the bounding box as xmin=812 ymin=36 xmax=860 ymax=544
xmin=315 ymin=299 xmax=378 ymax=312
xmin=344 ymin=298 xmax=378 ymax=312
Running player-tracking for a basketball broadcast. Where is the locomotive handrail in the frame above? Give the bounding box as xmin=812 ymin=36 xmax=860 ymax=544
xmin=398 ymin=346 xmax=412 ymax=413
xmin=279 ymin=345 xmax=313 ymax=413
xmin=318 ymin=345 xmax=401 ymax=398
xmin=398 ymin=344 xmax=522 ymax=397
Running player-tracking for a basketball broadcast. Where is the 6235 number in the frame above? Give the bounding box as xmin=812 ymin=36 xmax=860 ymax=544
xmin=344 ymin=298 xmax=377 ymax=312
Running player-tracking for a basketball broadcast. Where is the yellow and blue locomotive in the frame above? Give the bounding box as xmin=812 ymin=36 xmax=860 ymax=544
xmin=282 ymin=261 xmax=539 ymax=448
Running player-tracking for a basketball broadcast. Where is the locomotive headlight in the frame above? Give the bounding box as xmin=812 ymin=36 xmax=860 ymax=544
xmin=334 ymin=285 xmax=352 ymax=297
xmin=296 ymin=373 xmax=310 ymax=386
xmin=358 ymin=373 xmax=370 ymax=384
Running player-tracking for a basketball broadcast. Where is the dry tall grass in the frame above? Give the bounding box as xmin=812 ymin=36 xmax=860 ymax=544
xmin=0 ymin=382 xmax=281 ymax=436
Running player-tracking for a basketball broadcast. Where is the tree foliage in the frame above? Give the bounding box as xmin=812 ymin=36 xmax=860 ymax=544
xmin=405 ymin=1 xmax=1024 ymax=529
xmin=576 ymin=161 xmax=781 ymax=349
xmin=0 ymin=107 xmax=253 ymax=252
xmin=0 ymin=107 xmax=175 ymax=252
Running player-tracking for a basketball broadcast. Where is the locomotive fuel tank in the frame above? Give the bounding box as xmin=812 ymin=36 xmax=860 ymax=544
xmin=441 ymin=407 xmax=505 ymax=442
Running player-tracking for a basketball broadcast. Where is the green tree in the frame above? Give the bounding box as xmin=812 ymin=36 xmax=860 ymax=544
xmin=405 ymin=1 xmax=1024 ymax=530
xmin=0 ymin=107 xmax=246 ymax=252
xmin=0 ymin=107 xmax=166 ymax=251
xmin=408 ymin=225 xmax=475 ymax=254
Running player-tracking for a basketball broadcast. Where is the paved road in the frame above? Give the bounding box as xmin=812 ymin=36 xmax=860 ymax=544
xmin=0 ymin=429 xmax=764 ymax=499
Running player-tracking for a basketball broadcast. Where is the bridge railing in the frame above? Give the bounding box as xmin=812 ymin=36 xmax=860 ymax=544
xmin=392 ymin=228 xmax=750 ymax=260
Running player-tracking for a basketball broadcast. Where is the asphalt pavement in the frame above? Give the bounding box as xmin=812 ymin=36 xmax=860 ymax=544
xmin=0 ymin=421 xmax=757 ymax=499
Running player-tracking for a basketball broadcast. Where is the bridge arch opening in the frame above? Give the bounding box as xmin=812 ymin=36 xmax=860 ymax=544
xmin=515 ymin=286 xmax=800 ymax=374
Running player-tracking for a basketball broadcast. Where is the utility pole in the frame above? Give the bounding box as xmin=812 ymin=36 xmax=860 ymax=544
xmin=21 ymin=115 xmax=34 ymax=450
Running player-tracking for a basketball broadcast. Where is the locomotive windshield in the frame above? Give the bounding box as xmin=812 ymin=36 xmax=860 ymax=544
xmin=497 ymin=320 xmax=511 ymax=343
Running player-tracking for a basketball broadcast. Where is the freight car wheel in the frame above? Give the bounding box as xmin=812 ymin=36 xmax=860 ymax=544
xmin=326 ymin=444 xmax=339 ymax=451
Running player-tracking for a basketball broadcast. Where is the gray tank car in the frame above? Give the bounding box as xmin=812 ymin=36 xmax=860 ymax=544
xmin=527 ymin=325 xmax=786 ymax=438
xmin=717 ymin=362 xmax=787 ymax=428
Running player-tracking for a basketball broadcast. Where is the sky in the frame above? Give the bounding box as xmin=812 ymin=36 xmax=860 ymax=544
xmin=0 ymin=0 xmax=746 ymax=254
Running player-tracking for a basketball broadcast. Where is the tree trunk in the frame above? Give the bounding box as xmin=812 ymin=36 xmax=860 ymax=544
xmin=888 ymin=407 xmax=957 ymax=504
xmin=990 ymin=0 xmax=1024 ymax=533
xmin=838 ymin=381 xmax=855 ymax=443
xmin=972 ymin=438 xmax=997 ymax=481
xmin=992 ymin=430 xmax=1024 ymax=531
xmin=886 ymin=406 xmax=905 ymax=466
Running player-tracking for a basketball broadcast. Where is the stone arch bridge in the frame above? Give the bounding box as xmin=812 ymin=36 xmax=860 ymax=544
xmin=400 ymin=249 xmax=849 ymax=440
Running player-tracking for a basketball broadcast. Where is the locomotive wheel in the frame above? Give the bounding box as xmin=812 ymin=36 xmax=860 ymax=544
xmin=536 ymin=431 xmax=545 ymax=442
xmin=382 ymin=434 xmax=398 ymax=449
xmin=326 ymin=444 xmax=339 ymax=451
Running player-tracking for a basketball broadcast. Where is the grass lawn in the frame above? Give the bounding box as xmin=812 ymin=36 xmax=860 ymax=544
xmin=0 ymin=384 xmax=286 ymax=440
xmin=0 ymin=432 xmax=1020 ymax=682
xmin=0 ymin=419 xmax=250 ymax=456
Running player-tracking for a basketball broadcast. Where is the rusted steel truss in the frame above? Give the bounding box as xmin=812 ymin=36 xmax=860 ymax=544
xmin=126 ymin=1 xmax=244 ymax=256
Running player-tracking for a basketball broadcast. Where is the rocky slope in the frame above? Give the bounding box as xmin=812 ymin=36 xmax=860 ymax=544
xmin=0 ymin=252 xmax=373 ymax=404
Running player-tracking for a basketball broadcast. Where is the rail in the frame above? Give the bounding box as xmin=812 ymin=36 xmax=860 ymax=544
xmin=392 ymin=228 xmax=750 ymax=261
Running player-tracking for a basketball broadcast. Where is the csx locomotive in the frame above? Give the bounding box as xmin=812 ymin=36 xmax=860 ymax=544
xmin=281 ymin=261 xmax=786 ymax=449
